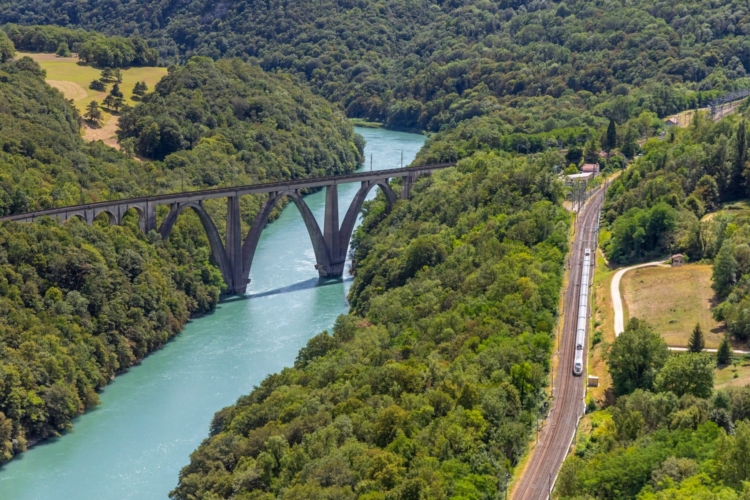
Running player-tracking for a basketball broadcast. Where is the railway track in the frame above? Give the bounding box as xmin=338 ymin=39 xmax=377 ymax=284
xmin=512 ymin=183 xmax=607 ymax=500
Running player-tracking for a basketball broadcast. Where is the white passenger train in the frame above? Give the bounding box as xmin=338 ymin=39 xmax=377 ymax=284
xmin=573 ymin=248 xmax=592 ymax=376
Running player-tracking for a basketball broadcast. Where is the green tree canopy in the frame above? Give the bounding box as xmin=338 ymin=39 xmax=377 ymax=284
xmin=608 ymin=318 xmax=669 ymax=396
xmin=0 ymin=30 xmax=15 ymax=62
xmin=654 ymin=353 xmax=714 ymax=398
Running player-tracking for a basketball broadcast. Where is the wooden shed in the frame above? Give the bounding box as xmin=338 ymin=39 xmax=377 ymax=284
xmin=671 ymin=254 xmax=684 ymax=267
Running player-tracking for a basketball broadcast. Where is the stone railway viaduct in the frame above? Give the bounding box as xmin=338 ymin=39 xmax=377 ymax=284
xmin=0 ymin=164 xmax=454 ymax=294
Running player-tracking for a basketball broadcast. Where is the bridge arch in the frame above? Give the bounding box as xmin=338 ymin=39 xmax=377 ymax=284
xmin=241 ymin=190 xmax=330 ymax=282
xmin=121 ymin=206 xmax=145 ymax=230
xmin=158 ymin=201 xmax=233 ymax=290
xmin=335 ymin=180 xmax=398 ymax=265
xmin=94 ymin=209 xmax=118 ymax=226
xmin=63 ymin=213 xmax=87 ymax=225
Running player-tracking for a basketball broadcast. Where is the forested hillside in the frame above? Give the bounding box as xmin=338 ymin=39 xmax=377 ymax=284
xmin=0 ymin=37 xmax=363 ymax=463
xmin=170 ymin=152 xmax=570 ymax=499
xmin=4 ymin=0 xmax=750 ymax=137
xmin=3 ymin=24 xmax=157 ymax=67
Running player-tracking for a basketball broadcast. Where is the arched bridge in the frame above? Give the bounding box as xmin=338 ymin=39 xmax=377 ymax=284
xmin=0 ymin=164 xmax=454 ymax=294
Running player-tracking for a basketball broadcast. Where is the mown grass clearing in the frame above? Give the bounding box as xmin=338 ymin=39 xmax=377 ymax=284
xmin=620 ymin=264 xmax=725 ymax=348
xmin=17 ymin=52 xmax=167 ymax=145
xmin=715 ymin=355 xmax=750 ymax=389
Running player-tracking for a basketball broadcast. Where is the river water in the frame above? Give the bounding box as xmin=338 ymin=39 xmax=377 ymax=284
xmin=0 ymin=128 xmax=425 ymax=500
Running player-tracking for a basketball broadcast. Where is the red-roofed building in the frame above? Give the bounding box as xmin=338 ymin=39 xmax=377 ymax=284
xmin=582 ymin=163 xmax=600 ymax=174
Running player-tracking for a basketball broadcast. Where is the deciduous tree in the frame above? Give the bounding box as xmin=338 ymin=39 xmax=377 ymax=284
xmin=608 ymin=318 xmax=669 ymax=396
xmin=654 ymin=353 xmax=714 ymax=398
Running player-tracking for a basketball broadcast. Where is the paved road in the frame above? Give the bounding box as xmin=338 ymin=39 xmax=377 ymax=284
xmin=512 ymin=184 xmax=607 ymax=500
xmin=610 ymin=261 xmax=668 ymax=336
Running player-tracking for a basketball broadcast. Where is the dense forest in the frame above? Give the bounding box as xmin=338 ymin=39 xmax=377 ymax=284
xmin=3 ymin=0 xmax=749 ymax=137
xmin=2 ymin=24 xmax=157 ymax=67
xmin=0 ymin=36 xmax=362 ymax=463
xmin=170 ymin=151 xmax=570 ymax=499
xmin=118 ymin=55 xmax=364 ymax=235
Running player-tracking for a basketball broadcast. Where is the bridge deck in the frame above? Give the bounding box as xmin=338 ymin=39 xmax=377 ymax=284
xmin=0 ymin=163 xmax=454 ymax=222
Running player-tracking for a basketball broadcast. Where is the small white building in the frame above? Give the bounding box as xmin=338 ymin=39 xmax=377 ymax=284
xmin=565 ymin=172 xmax=593 ymax=185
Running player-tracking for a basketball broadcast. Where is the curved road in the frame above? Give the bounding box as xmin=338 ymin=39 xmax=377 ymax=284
xmin=513 ymin=183 xmax=607 ymax=500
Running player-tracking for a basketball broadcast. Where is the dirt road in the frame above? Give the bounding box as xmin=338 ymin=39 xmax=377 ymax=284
xmin=512 ymin=184 xmax=607 ymax=500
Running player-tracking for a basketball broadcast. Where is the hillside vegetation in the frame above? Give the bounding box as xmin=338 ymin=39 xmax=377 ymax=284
xmin=0 ymin=36 xmax=363 ymax=464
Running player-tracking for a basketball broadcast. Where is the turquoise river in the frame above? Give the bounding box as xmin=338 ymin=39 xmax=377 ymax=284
xmin=0 ymin=127 xmax=425 ymax=499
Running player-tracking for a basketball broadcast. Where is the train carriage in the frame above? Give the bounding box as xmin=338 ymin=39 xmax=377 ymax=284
xmin=573 ymin=248 xmax=592 ymax=376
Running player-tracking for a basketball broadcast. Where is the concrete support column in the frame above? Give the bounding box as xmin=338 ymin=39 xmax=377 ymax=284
xmin=225 ymin=196 xmax=247 ymax=294
xmin=323 ymin=185 xmax=345 ymax=276
xmin=401 ymin=173 xmax=416 ymax=199
xmin=144 ymin=202 xmax=158 ymax=233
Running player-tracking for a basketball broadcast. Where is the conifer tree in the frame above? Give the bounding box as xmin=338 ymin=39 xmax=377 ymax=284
xmin=622 ymin=126 xmax=639 ymax=159
xmin=103 ymin=94 xmax=115 ymax=110
xmin=110 ymin=83 xmax=123 ymax=98
xmin=688 ymin=323 xmax=705 ymax=352
xmin=605 ymin=118 xmax=617 ymax=152
xmin=84 ymin=100 xmax=103 ymax=125
xmin=717 ymin=336 xmax=733 ymax=366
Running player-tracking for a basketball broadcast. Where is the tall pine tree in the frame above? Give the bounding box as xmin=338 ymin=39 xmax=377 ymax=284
xmin=688 ymin=323 xmax=705 ymax=352
xmin=717 ymin=336 xmax=733 ymax=366
xmin=732 ymin=120 xmax=747 ymax=198
xmin=605 ymin=118 xmax=617 ymax=152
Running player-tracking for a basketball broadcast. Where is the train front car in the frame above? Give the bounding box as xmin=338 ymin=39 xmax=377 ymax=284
xmin=573 ymin=248 xmax=592 ymax=376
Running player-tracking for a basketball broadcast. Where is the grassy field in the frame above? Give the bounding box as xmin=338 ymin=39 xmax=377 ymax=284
xmin=18 ymin=52 xmax=167 ymax=146
xmin=715 ymin=354 xmax=750 ymax=389
xmin=702 ymin=199 xmax=750 ymax=221
xmin=620 ymin=264 xmax=725 ymax=348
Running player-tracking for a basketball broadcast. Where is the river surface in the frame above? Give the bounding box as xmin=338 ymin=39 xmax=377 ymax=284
xmin=0 ymin=127 xmax=425 ymax=500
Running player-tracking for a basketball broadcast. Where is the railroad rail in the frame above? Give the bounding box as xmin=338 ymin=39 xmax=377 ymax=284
xmin=512 ymin=181 xmax=607 ymax=500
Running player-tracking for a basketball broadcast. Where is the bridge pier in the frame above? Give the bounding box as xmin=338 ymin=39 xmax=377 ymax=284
xmin=401 ymin=172 xmax=416 ymax=199
xmin=323 ymin=185 xmax=345 ymax=278
xmin=225 ymin=196 xmax=248 ymax=294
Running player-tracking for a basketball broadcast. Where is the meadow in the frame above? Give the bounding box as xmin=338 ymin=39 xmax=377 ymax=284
xmin=620 ymin=264 xmax=724 ymax=348
xmin=18 ymin=52 xmax=167 ymax=146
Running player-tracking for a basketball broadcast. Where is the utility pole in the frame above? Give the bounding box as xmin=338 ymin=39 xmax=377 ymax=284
xmin=370 ymin=153 xmax=373 ymax=172
xmin=400 ymin=149 xmax=403 ymax=169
